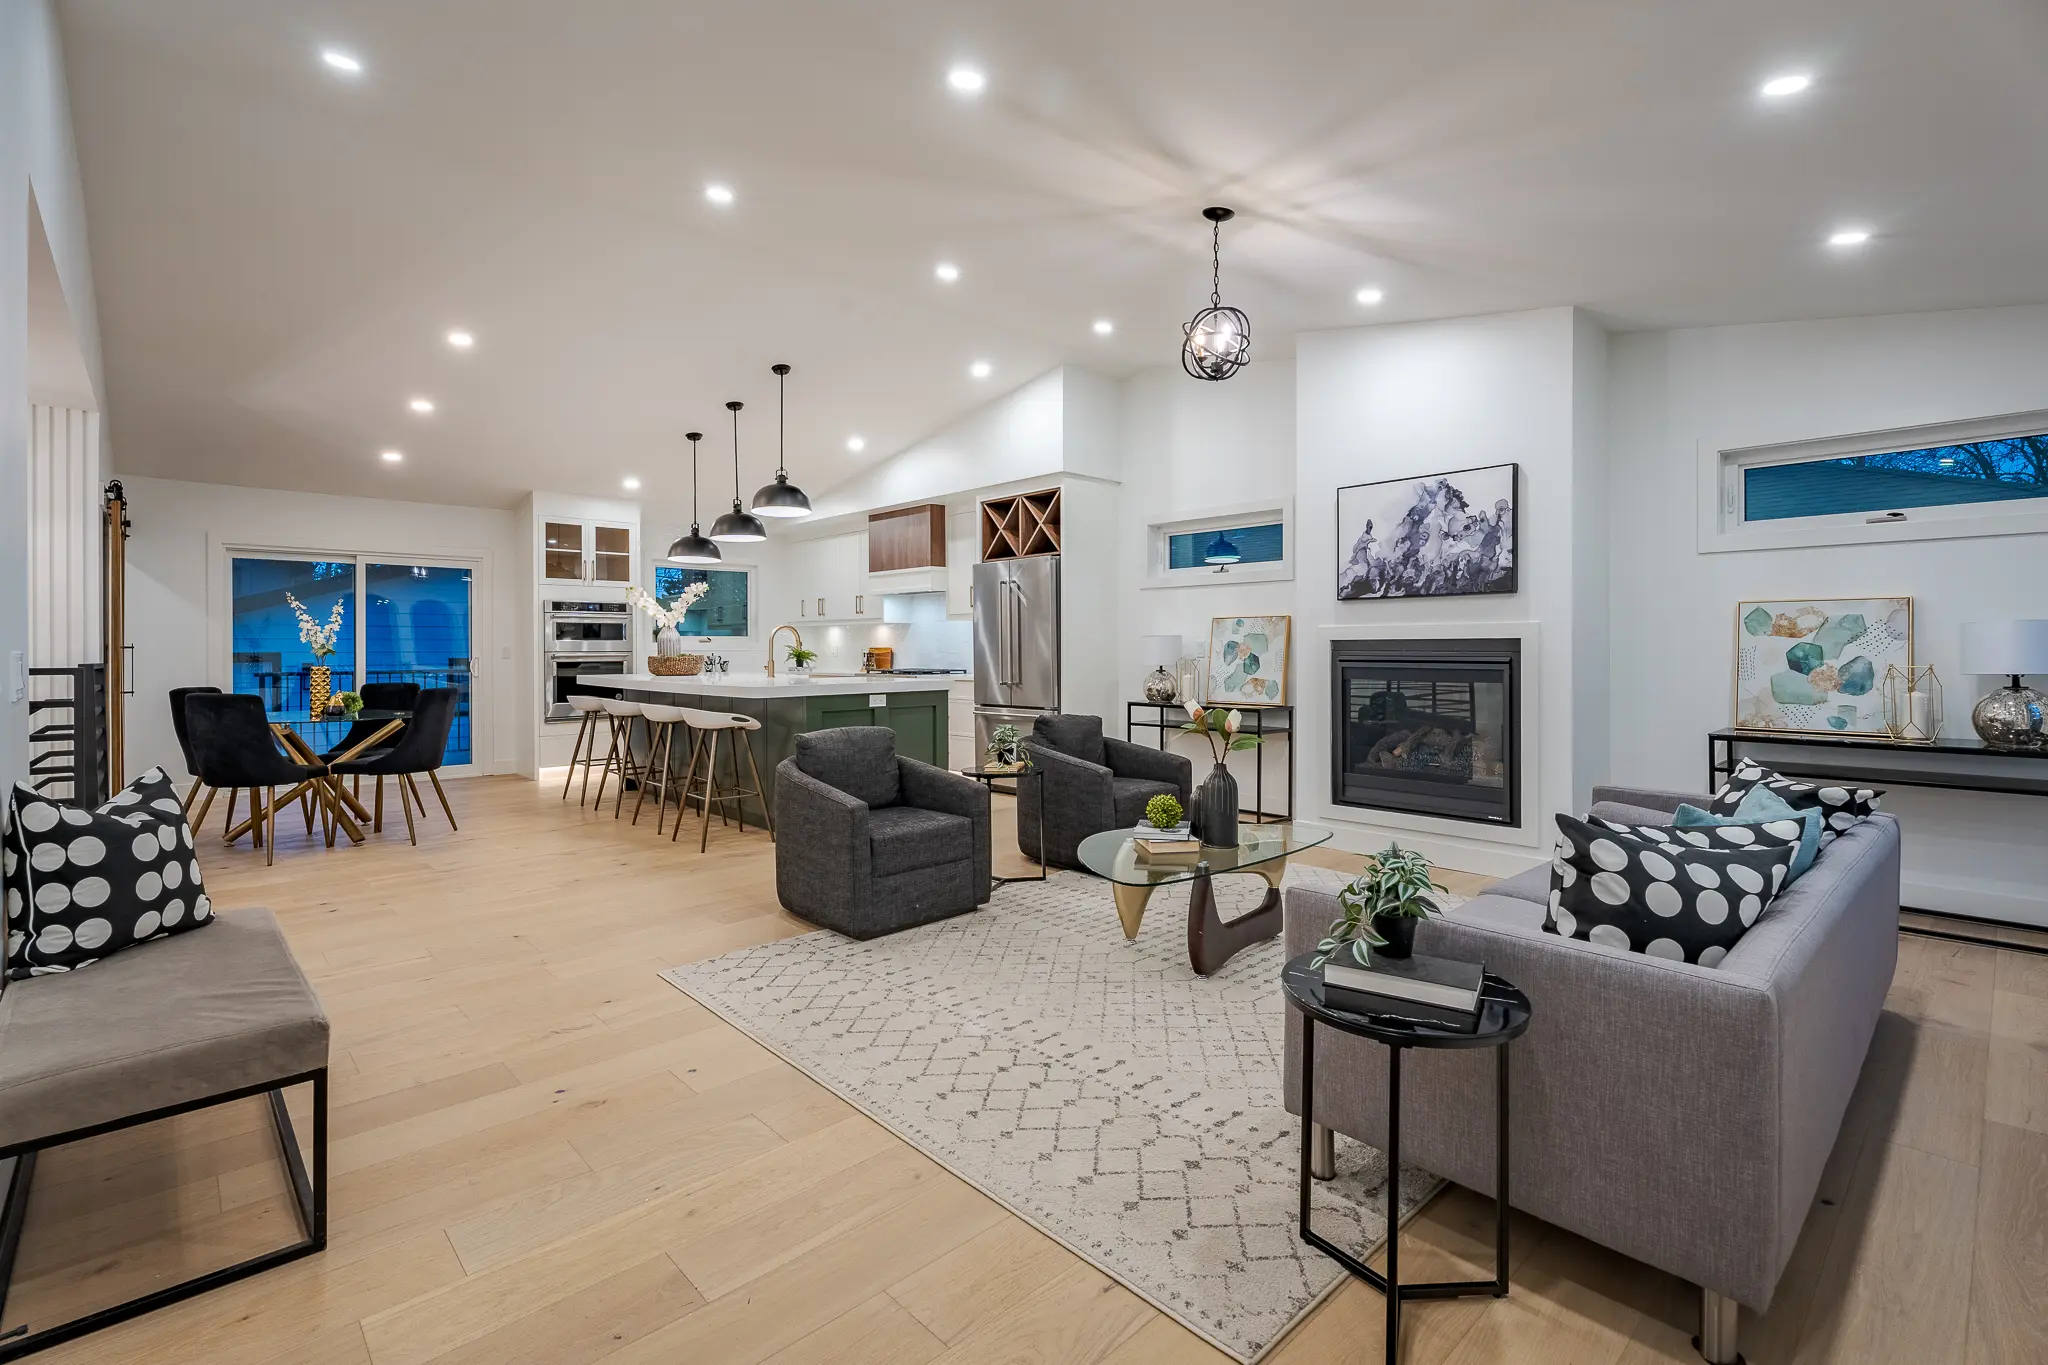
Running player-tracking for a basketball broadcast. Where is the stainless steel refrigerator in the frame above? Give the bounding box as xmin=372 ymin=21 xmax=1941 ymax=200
xmin=973 ymin=556 xmax=1060 ymax=760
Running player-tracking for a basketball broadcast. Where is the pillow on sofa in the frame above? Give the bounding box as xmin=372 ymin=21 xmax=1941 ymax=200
xmin=1674 ymin=786 xmax=1822 ymax=883
xmin=3 ymin=767 xmax=214 ymax=979
xmin=1547 ymin=813 xmax=1797 ymax=966
xmin=1708 ymin=759 xmax=1881 ymax=844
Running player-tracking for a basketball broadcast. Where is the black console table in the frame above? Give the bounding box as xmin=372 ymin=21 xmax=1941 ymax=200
xmin=1708 ymin=727 xmax=2048 ymax=953
xmin=1128 ymin=701 xmax=1294 ymax=822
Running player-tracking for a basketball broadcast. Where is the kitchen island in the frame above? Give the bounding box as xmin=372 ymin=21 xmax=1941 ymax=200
xmin=611 ymin=673 xmax=953 ymax=827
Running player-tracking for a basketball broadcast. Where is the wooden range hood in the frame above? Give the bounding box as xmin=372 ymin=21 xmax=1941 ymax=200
xmin=867 ymin=504 xmax=947 ymax=573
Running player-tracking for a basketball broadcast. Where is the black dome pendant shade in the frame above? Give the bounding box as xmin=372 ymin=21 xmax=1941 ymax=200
xmin=666 ymin=431 xmax=722 ymax=564
xmin=750 ymin=363 xmax=812 ymax=518
xmin=1181 ymin=207 xmax=1250 ymax=381
xmin=710 ymin=400 xmax=768 ymax=542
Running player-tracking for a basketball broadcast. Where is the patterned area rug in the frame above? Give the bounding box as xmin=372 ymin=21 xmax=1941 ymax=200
xmin=658 ymin=866 xmax=1448 ymax=1362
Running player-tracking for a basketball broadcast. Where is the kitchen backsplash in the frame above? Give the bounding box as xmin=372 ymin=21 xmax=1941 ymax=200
xmin=806 ymin=592 xmax=972 ymax=674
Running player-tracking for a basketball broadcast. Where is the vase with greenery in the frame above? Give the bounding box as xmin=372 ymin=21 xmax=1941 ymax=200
xmin=1311 ymin=843 xmax=1447 ymax=966
xmin=286 ymin=592 xmax=346 ymax=718
xmin=1180 ymin=702 xmax=1260 ymax=847
xmin=1143 ymin=793 xmax=1184 ymax=832
xmin=985 ymin=723 xmax=1029 ymax=772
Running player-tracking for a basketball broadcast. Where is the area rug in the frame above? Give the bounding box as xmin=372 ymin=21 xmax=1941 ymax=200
xmin=657 ymin=866 xmax=1451 ymax=1362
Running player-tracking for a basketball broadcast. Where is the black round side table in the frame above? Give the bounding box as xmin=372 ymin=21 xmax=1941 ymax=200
xmin=1281 ymin=953 xmax=1533 ymax=1365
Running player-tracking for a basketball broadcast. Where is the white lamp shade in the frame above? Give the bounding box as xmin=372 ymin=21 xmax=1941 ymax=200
xmin=1960 ymin=620 xmax=2048 ymax=676
xmin=1140 ymin=635 xmax=1184 ymax=672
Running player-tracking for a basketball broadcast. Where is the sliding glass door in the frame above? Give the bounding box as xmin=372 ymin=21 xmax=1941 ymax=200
xmin=228 ymin=551 xmax=478 ymax=774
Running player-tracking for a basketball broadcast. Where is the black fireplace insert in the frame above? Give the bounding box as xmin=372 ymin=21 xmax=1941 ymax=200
xmin=1331 ymin=638 xmax=1521 ymax=826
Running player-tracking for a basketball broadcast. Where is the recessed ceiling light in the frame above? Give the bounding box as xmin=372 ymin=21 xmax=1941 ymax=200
xmin=846 ymin=435 xmax=866 ymax=452
xmin=934 ymin=262 xmax=961 ymax=283
xmin=969 ymin=360 xmax=992 ymax=380
xmin=408 ymin=397 xmax=435 ymax=414
xmin=946 ymin=65 xmax=986 ymax=96
xmin=704 ymin=183 xmax=735 ymax=206
xmin=1092 ymin=319 xmax=1114 ymax=336
xmin=1760 ymin=72 xmax=1812 ymax=99
xmin=445 ymin=329 xmax=475 ymax=349
xmin=1827 ymin=227 xmax=1872 ymax=248
xmin=380 ymin=449 xmax=403 ymax=463
xmin=320 ymin=49 xmax=362 ymax=75
xmin=1355 ymin=287 xmax=1385 ymax=306
xmin=622 ymin=477 xmax=642 ymax=491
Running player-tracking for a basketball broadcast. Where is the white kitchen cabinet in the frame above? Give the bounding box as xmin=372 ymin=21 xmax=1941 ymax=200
xmin=541 ymin=519 xmax=634 ymax=586
xmin=789 ymin=532 xmax=879 ymax=621
xmin=945 ymin=510 xmax=976 ymax=618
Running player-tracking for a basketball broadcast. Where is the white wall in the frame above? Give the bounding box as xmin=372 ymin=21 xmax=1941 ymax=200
xmin=122 ymin=476 xmax=529 ymax=781
xmin=1608 ymin=303 xmax=2048 ymax=925
xmin=27 ymin=404 xmax=101 ymax=793
xmin=3 ymin=0 xmax=103 ymax=790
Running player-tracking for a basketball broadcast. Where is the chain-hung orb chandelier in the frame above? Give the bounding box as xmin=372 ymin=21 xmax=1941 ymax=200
xmin=666 ymin=432 xmax=722 ymax=563
xmin=1181 ymin=206 xmax=1250 ymax=381
xmin=750 ymin=363 xmax=812 ymax=518
xmin=710 ymin=400 xmax=768 ymax=542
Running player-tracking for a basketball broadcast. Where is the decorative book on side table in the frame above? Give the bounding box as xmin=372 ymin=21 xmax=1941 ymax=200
xmin=1322 ymin=951 xmax=1484 ymax=1033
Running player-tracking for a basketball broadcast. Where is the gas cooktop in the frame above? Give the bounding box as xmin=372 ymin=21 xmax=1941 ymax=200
xmin=869 ymin=668 xmax=967 ymax=676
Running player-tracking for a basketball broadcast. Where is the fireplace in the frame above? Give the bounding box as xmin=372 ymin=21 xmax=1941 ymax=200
xmin=1331 ymin=638 xmax=1521 ymax=826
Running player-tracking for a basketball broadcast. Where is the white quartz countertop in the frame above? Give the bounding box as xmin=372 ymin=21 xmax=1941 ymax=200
xmin=616 ymin=672 xmax=961 ymax=700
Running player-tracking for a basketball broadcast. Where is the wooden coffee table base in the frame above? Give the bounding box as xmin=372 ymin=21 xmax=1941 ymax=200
xmin=1112 ymin=856 xmax=1291 ymax=976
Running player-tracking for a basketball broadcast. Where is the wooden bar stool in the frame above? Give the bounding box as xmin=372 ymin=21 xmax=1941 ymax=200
xmin=591 ymin=698 xmax=646 ymax=818
xmin=560 ymin=694 xmax=612 ymax=806
xmin=674 ymin=709 xmax=773 ymax=851
xmin=631 ymin=703 xmax=693 ymax=834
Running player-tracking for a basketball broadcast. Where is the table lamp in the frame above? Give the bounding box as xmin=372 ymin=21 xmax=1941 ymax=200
xmin=1960 ymin=620 xmax=2048 ymax=749
xmin=1140 ymin=635 xmax=1184 ymax=704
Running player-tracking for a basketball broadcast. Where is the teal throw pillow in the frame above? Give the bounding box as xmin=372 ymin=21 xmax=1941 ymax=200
xmin=1674 ymin=787 xmax=1822 ymax=884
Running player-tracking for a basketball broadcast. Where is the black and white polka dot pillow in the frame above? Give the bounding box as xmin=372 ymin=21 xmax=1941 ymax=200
xmin=1545 ymin=813 xmax=1797 ymax=966
xmin=1589 ymin=813 xmax=1808 ymax=858
xmin=4 ymin=767 xmax=214 ymax=980
xmin=1708 ymin=760 xmax=1881 ymax=845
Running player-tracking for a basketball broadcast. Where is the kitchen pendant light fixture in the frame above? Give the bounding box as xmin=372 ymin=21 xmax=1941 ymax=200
xmin=666 ymin=431 xmax=723 ymax=564
xmin=1181 ymin=206 xmax=1250 ymax=381
xmin=1202 ymin=529 xmax=1243 ymax=565
xmin=750 ymin=362 xmax=812 ymax=517
xmin=711 ymin=400 xmax=768 ymax=542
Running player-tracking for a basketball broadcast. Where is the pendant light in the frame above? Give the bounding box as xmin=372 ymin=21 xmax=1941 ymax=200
xmin=750 ymin=363 xmax=812 ymax=517
xmin=1181 ymin=206 xmax=1250 ymax=381
xmin=711 ymin=400 xmax=768 ymax=542
xmin=1202 ymin=529 xmax=1242 ymax=565
xmin=665 ymin=431 xmax=722 ymax=564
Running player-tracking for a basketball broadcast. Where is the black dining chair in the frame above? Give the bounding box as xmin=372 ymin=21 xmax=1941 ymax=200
xmin=168 ymin=685 xmax=221 ymax=816
xmin=331 ymin=687 xmax=459 ymax=845
xmin=185 ymin=693 xmax=336 ymax=866
xmin=320 ymin=681 xmax=421 ymax=808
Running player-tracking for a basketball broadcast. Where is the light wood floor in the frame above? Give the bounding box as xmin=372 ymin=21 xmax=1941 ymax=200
xmin=7 ymin=775 xmax=2045 ymax=1365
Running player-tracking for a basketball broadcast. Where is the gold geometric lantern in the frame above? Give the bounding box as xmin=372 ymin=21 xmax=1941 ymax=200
xmin=1881 ymin=664 xmax=1942 ymax=743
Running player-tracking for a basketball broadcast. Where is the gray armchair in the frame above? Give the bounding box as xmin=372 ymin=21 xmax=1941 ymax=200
xmin=774 ymin=726 xmax=992 ymax=939
xmin=1018 ymin=713 xmax=1193 ymax=870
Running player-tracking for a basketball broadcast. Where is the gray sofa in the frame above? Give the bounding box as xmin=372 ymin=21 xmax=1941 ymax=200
xmin=1283 ymin=784 xmax=1900 ymax=1362
xmin=1018 ymin=714 xmax=1193 ymax=869
xmin=774 ymin=726 xmax=992 ymax=939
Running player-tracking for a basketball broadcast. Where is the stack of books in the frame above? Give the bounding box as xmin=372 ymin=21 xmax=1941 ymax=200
xmin=1322 ymin=951 xmax=1484 ymax=1032
xmin=1133 ymin=825 xmax=1200 ymax=864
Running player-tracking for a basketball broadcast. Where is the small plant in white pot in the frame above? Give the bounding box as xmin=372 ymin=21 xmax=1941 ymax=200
xmin=1312 ymin=843 xmax=1447 ymax=966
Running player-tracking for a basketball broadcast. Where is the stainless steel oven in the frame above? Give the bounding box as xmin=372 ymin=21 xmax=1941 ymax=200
xmin=545 ymin=652 xmax=629 ymax=722
xmin=544 ymin=600 xmax=632 ymax=653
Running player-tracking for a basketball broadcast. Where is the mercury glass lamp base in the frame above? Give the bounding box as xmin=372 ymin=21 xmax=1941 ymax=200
xmin=1971 ymin=681 xmax=2047 ymax=750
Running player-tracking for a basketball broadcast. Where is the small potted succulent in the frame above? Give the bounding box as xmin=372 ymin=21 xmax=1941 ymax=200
xmin=331 ymin=690 xmax=364 ymax=719
xmin=1312 ymin=843 xmax=1447 ymax=966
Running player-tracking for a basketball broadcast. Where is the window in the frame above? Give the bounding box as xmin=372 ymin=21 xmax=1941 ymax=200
xmin=232 ymin=558 xmax=357 ymax=709
xmin=1166 ymin=521 xmax=1284 ymax=569
xmin=653 ymin=565 xmax=751 ymax=637
xmin=1743 ymin=433 xmax=2048 ymax=522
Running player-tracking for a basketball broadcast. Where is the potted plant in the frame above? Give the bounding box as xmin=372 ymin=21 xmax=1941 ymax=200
xmin=785 ymin=642 xmax=818 ymax=673
xmin=286 ymin=592 xmax=346 ymax=719
xmin=629 ymin=582 xmax=709 ymax=673
xmin=1143 ymin=793 xmax=1184 ymax=832
xmin=1180 ymin=702 xmax=1261 ymax=847
xmin=984 ymin=723 xmax=1030 ymax=772
xmin=1312 ymin=843 xmax=1447 ymax=966
xmin=331 ymin=690 xmax=364 ymax=719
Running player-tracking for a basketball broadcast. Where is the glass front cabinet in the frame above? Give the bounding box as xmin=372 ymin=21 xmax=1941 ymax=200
xmin=541 ymin=520 xmax=635 ymax=585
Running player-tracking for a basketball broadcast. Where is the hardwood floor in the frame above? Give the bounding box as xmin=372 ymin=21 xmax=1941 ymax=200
xmin=6 ymin=774 xmax=2043 ymax=1365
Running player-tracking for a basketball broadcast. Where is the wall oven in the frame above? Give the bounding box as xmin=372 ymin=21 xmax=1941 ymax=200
xmin=545 ymin=653 xmax=628 ymax=722
xmin=545 ymin=600 xmax=632 ymax=652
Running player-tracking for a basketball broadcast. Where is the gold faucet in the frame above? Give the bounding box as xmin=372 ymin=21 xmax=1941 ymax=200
xmin=766 ymin=624 xmax=805 ymax=678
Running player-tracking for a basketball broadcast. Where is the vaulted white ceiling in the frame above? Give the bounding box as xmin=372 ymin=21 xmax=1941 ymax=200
xmin=59 ymin=0 xmax=2048 ymax=509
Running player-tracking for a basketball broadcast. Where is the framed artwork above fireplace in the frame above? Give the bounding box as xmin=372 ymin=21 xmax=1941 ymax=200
xmin=1336 ymin=462 xmax=1518 ymax=600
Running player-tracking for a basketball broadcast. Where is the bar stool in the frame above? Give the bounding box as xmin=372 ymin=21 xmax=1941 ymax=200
xmin=560 ymin=694 xmax=612 ymax=806
xmin=675 ymin=709 xmax=773 ymax=851
xmin=592 ymin=698 xmax=646 ymax=818
xmin=632 ymin=703 xmax=694 ymax=834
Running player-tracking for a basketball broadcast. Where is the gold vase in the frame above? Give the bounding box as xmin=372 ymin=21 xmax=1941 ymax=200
xmin=308 ymin=664 xmax=332 ymax=718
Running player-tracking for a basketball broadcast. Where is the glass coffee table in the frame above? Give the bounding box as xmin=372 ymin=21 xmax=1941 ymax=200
xmin=1076 ymin=821 xmax=1333 ymax=975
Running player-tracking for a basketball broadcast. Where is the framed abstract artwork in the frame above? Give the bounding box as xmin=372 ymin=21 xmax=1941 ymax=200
xmin=1732 ymin=597 xmax=1913 ymax=735
xmin=1205 ymin=615 xmax=1290 ymax=706
xmin=1336 ymin=462 xmax=1517 ymax=600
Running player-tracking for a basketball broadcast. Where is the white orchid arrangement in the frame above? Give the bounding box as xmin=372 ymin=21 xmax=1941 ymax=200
xmin=628 ymin=581 xmax=710 ymax=638
xmin=285 ymin=592 xmax=346 ymax=661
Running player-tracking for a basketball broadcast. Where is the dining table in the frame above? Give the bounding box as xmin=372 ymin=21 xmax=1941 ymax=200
xmin=222 ymin=708 xmax=411 ymax=847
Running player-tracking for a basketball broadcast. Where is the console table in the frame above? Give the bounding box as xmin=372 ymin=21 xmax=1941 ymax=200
xmin=1127 ymin=701 xmax=1294 ymax=822
xmin=1708 ymin=727 xmax=2048 ymax=951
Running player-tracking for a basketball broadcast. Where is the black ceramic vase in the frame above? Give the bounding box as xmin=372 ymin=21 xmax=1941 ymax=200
xmin=1193 ymin=762 xmax=1239 ymax=847
xmin=1373 ymin=915 xmax=1417 ymax=960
